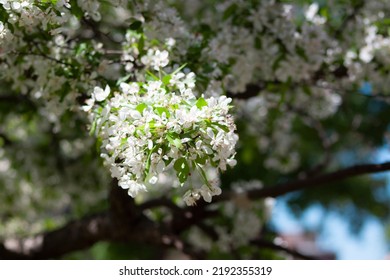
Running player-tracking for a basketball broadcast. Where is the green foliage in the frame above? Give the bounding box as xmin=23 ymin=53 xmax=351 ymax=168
xmin=174 ymin=158 xmax=190 ymax=184
xmin=196 ymin=97 xmax=208 ymax=109
xmin=129 ymin=20 xmax=143 ymax=31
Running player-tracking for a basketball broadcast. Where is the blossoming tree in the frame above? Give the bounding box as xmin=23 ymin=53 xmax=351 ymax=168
xmin=1 ymin=0 xmax=390 ymax=259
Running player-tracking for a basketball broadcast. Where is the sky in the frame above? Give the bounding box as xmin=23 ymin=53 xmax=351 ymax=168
xmin=271 ymin=201 xmax=388 ymax=259
xmin=271 ymin=147 xmax=390 ymax=260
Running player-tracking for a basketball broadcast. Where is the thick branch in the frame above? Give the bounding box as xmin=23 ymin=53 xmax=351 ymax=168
xmin=0 ymin=94 xmax=36 ymax=109
xmin=0 ymin=210 xmax=167 ymax=259
xmin=139 ymin=161 xmax=390 ymax=216
xmin=3 ymin=162 xmax=390 ymax=259
xmin=0 ymin=181 xmax=163 ymax=259
xmin=227 ymin=84 xmax=265 ymax=99
xmin=214 ymin=162 xmax=390 ymax=203
xmin=226 ymin=65 xmax=349 ymax=100
xmin=0 ymin=212 xmax=111 ymax=259
xmin=250 ymin=239 xmax=319 ymax=260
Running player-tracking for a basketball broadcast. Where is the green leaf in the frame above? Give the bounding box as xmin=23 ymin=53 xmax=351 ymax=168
xmin=295 ymin=46 xmax=308 ymax=61
xmin=196 ymin=97 xmax=208 ymax=109
xmin=162 ymin=74 xmax=171 ymax=85
xmin=210 ymin=159 xmax=218 ymax=168
xmin=211 ymin=122 xmax=229 ymax=132
xmin=76 ymin=43 xmax=88 ymax=56
xmin=116 ymin=74 xmax=132 ymax=86
xmin=319 ymin=6 xmax=329 ymax=19
xmin=145 ymin=70 xmax=159 ymax=81
xmin=171 ymin=63 xmax=188 ymax=75
xmin=58 ymin=82 xmax=71 ymax=102
xmin=174 ymin=158 xmax=190 ymax=184
xmin=136 ymin=103 xmax=147 ymax=113
xmin=173 ymin=138 xmax=182 ymax=149
xmin=195 ymin=155 xmax=208 ymax=165
xmin=154 ymin=107 xmax=170 ymax=118
xmin=138 ymin=35 xmax=145 ymax=56
xmin=144 ymin=145 xmax=157 ymax=176
xmin=89 ymin=119 xmax=97 ymax=136
xmin=41 ymin=0 xmax=58 ymax=4
xmin=129 ymin=20 xmax=142 ymax=31
xmin=196 ymin=164 xmax=212 ymax=188
xmin=167 ymin=134 xmax=183 ymax=149
xmin=302 ymin=85 xmax=312 ymax=96
xmin=69 ymin=0 xmax=84 ymax=19
xmin=198 ymin=23 xmax=213 ymax=37
xmin=223 ymin=4 xmax=237 ymax=20
xmin=272 ymin=53 xmax=285 ymax=72
xmin=164 ymin=157 xmax=173 ymax=167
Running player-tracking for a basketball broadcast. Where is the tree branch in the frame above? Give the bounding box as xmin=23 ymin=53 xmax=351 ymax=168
xmin=250 ymin=239 xmax=319 ymax=260
xmin=140 ymin=162 xmax=390 ymax=217
xmin=0 ymin=212 xmax=111 ymax=259
xmin=0 ymin=181 xmax=163 ymax=259
xmin=0 ymin=209 xmax=169 ymax=259
xmin=227 ymin=83 xmax=265 ymax=99
xmin=0 ymin=94 xmax=36 ymax=109
xmin=214 ymin=161 xmax=390 ymax=203
xmin=3 ymin=161 xmax=390 ymax=259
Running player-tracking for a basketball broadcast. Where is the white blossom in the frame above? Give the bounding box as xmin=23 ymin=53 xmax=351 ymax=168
xmin=93 ymin=85 xmax=111 ymax=102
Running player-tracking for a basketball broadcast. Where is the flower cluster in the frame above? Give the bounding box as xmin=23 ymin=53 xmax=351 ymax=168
xmin=90 ymin=68 xmax=237 ymax=205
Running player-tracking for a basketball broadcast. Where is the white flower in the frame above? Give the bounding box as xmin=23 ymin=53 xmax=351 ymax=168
xmin=153 ymin=50 xmax=169 ymax=70
xmin=156 ymin=160 xmax=165 ymax=173
xmin=120 ymin=82 xmax=139 ymax=95
xmin=110 ymin=165 xmax=123 ymax=178
xmin=165 ymin=37 xmax=176 ymax=48
xmin=77 ymin=0 xmax=101 ymax=21
xmin=0 ymin=21 xmax=7 ymax=39
xmin=200 ymin=185 xmax=212 ymax=202
xmin=305 ymin=3 xmax=319 ymax=21
xmin=93 ymin=85 xmax=110 ymax=102
xmin=119 ymin=177 xmax=147 ymax=197
xmin=56 ymin=0 xmax=71 ymax=8
xmin=141 ymin=49 xmax=169 ymax=70
xmin=11 ymin=2 xmax=21 ymax=11
xmin=184 ymin=190 xmax=201 ymax=206
xmin=0 ymin=0 xmax=11 ymax=10
xmin=227 ymin=158 xmax=237 ymax=167
xmin=82 ymin=98 xmax=95 ymax=112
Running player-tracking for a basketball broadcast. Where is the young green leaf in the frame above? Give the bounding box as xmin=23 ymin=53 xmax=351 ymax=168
xmin=174 ymin=158 xmax=190 ymax=184
xmin=167 ymin=134 xmax=183 ymax=149
xmin=196 ymin=97 xmax=208 ymax=109
xmin=136 ymin=103 xmax=147 ymax=113
xmin=162 ymin=74 xmax=172 ymax=85
xmin=154 ymin=107 xmax=170 ymax=118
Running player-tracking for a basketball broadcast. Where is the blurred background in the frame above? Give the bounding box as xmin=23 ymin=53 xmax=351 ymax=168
xmin=271 ymin=147 xmax=390 ymax=260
